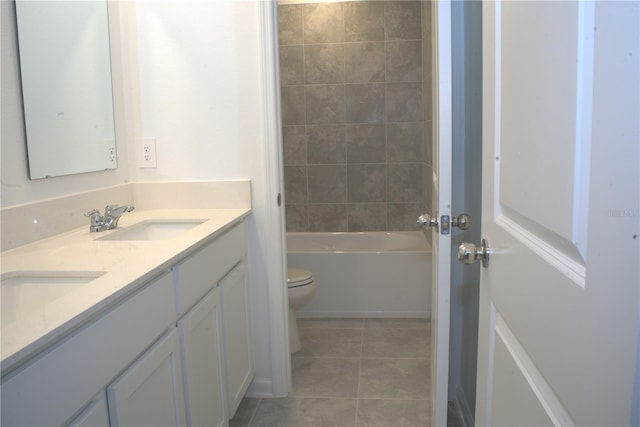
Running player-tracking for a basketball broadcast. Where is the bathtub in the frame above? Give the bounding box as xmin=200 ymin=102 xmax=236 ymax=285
xmin=286 ymin=231 xmax=432 ymax=318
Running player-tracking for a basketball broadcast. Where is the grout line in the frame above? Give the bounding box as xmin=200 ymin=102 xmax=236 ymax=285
xmin=354 ymin=317 xmax=365 ymax=427
xmin=245 ymin=397 xmax=261 ymax=427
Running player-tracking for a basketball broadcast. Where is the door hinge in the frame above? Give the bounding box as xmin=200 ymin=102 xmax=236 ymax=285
xmin=277 ymin=192 xmax=282 ymax=206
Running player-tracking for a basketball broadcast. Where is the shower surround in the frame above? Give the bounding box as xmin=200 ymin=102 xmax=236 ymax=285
xmin=278 ymin=1 xmax=432 ymax=232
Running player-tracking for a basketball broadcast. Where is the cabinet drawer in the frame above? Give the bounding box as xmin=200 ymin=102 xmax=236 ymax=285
xmin=1 ymin=272 xmax=175 ymax=427
xmin=174 ymin=223 xmax=245 ymax=316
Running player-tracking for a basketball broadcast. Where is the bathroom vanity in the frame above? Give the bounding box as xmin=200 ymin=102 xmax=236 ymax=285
xmin=0 ymin=208 xmax=252 ymax=426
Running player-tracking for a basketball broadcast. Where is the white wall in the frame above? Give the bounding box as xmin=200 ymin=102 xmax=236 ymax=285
xmin=132 ymin=0 xmax=284 ymax=395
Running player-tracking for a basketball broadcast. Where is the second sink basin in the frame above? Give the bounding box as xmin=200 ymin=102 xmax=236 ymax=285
xmin=97 ymin=219 xmax=206 ymax=241
xmin=1 ymin=270 xmax=106 ymax=325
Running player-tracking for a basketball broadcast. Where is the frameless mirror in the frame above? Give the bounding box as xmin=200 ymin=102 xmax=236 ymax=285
xmin=15 ymin=0 xmax=117 ymax=179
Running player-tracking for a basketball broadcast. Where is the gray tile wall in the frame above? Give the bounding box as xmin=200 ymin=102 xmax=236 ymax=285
xmin=278 ymin=1 xmax=430 ymax=232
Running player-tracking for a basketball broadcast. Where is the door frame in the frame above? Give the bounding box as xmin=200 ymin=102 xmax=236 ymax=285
xmin=258 ymin=0 xmax=291 ymax=397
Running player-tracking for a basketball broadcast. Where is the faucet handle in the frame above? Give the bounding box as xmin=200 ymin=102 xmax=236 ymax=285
xmin=85 ymin=208 xmax=101 ymax=218
xmin=104 ymin=204 xmax=118 ymax=214
xmin=85 ymin=209 xmax=104 ymax=231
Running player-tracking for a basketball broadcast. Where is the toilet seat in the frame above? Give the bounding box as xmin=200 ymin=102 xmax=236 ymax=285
xmin=287 ymin=267 xmax=313 ymax=288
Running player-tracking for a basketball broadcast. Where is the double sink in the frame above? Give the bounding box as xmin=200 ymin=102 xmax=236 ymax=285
xmin=1 ymin=219 xmax=205 ymax=325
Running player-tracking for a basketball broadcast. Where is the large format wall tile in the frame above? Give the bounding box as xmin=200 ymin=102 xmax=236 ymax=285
xmin=346 ymin=124 xmax=386 ymax=164
xmin=278 ymin=4 xmax=303 ymax=45
xmin=388 ymin=203 xmax=422 ymax=231
xmin=284 ymin=166 xmax=308 ymax=204
xmin=388 ymin=163 xmax=422 ymax=202
xmin=387 ymin=122 xmax=423 ymax=162
xmin=282 ymin=126 xmax=307 ymax=165
xmin=305 ymin=44 xmax=345 ymax=84
xmin=278 ymin=1 xmax=429 ymax=232
xmin=344 ymin=1 xmax=384 ymax=42
xmin=285 ymin=204 xmax=308 ymax=232
xmin=345 ymin=42 xmax=385 ymax=83
xmin=305 ymin=85 xmax=346 ymax=124
xmin=386 ymin=82 xmax=423 ymax=122
xmin=307 ymin=125 xmax=346 ymax=164
xmin=386 ymin=40 xmax=422 ymax=83
xmin=308 ymin=164 xmax=347 ymax=203
xmin=279 ymin=45 xmax=304 ymax=86
xmin=303 ymin=3 xmax=344 ymax=43
xmin=348 ymin=164 xmax=387 ymax=203
xmin=281 ymin=86 xmax=306 ymax=126
xmin=348 ymin=203 xmax=388 ymax=231
xmin=346 ymin=83 xmax=385 ymax=124
xmin=308 ymin=203 xmax=348 ymax=231
xmin=384 ymin=1 xmax=422 ymax=41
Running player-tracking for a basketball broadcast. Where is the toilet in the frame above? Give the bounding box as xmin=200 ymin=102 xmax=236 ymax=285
xmin=287 ymin=267 xmax=315 ymax=353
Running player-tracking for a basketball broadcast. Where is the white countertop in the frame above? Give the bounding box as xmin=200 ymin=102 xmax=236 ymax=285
xmin=0 ymin=208 xmax=250 ymax=373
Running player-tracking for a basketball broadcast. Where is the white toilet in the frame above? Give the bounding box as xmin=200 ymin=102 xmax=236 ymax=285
xmin=287 ymin=267 xmax=315 ymax=353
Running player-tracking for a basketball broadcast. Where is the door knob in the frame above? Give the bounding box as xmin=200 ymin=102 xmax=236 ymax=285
xmin=417 ymin=214 xmax=438 ymax=229
xmin=457 ymin=238 xmax=492 ymax=268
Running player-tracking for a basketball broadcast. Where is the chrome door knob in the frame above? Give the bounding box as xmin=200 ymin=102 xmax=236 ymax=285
xmin=417 ymin=214 xmax=438 ymax=229
xmin=457 ymin=238 xmax=492 ymax=268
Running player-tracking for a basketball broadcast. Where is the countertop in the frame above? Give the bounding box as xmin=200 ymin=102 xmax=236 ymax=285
xmin=0 ymin=208 xmax=251 ymax=374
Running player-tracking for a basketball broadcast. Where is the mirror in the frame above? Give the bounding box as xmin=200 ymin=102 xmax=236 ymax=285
xmin=15 ymin=0 xmax=117 ymax=179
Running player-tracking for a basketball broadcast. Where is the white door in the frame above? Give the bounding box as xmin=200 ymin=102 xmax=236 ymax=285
xmin=429 ymin=2 xmax=453 ymax=426
xmin=475 ymin=2 xmax=639 ymax=425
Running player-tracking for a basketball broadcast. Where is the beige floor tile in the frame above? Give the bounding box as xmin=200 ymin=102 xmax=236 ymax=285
xmin=298 ymin=318 xmax=365 ymax=329
xmin=362 ymin=327 xmax=429 ymax=358
xmin=251 ymin=397 xmax=357 ymax=427
xmin=356 ymin=399 xmax=430 ymax=427
xmin=292 ymin=357 xmax=361 ymax=398
xmin=358 ymin=358 xmax=430 ymax=399
xmin=364 ymin=318 xmax=430 ymax=330
xmin=295 ymin=327 xmax=363 ymax=358
xmin=230 ymin=397 xmax=261 ymax=427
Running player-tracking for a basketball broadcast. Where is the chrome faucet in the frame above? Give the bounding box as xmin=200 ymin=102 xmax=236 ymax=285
xmin=85 ymin=204 xmax=135 ymax=232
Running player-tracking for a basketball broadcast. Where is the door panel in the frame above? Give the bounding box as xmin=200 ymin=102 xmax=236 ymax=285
xmin=477 ymin=1 xmax=639 ymax=425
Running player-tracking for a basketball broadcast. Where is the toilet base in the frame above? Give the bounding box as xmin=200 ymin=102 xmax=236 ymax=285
xmin=288 ymin=308 xmax=301 ymax=353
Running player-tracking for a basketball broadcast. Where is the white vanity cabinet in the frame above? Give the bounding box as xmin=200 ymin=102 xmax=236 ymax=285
xmin=1 ymin=219 xmax=253 ymax=427
xmin=220 ymin=262 xmax=253 ymax=417
xmin=174 ymin=222 xmax=253 ymax=424
xmin=107 ymin=328 xmax=186 ymax=426
xmin=178 ymin=288 xmax=226 ymax=427
xmin=1 ymin=271 xmax=175 ymax=427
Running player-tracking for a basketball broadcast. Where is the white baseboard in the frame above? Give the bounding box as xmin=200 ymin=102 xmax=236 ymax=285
xmin=456 ymin=384 xmax=474 ymax=427
xmin=246 ymin=377 xmax=277 ymax=398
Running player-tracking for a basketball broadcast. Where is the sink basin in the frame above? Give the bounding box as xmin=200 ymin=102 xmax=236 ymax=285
xmin=1 ymin=270 xmax=106 ymax=325
xmin=97 ymin=219 xmax=205 ymax=241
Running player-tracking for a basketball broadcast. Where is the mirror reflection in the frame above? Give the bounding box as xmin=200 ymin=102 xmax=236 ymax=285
xmin=16 ymin=0 xmax=117 ymax=179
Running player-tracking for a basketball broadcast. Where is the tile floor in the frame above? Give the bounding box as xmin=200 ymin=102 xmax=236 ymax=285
xmin=230 ymin=318 xmax=431 ymax=427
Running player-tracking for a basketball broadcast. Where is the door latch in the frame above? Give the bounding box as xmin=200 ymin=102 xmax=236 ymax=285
xmin=457 ymin=238 xmax=492 ymax=268
xmin=417 ymin=213 xmax=438 ymax=230
xmin=434 ymin=213 xmax=472 ymax=235
xmin=419 ymin=213 xmax=471 ymax=235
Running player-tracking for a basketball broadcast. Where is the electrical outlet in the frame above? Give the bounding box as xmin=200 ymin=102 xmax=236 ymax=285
xmin=140 ymin=137 xmax=157 ymax=168
xmin=107 ymin=146 xmax=116 ymax=164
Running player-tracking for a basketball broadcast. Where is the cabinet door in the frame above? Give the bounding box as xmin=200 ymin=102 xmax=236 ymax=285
xmin=107 ymin=328 xmax=186 ymax=427
xmin=178 ymin=287 xmax=226 ymax=427
xmin=66 ymin=392 xmax=109 ymax=427
xmin=220 ymin=262 xmax=253 ymax=418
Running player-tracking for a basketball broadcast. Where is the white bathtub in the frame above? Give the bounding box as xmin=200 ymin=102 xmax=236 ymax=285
xmin=286 ymin=231 xmax=432 ymax=318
